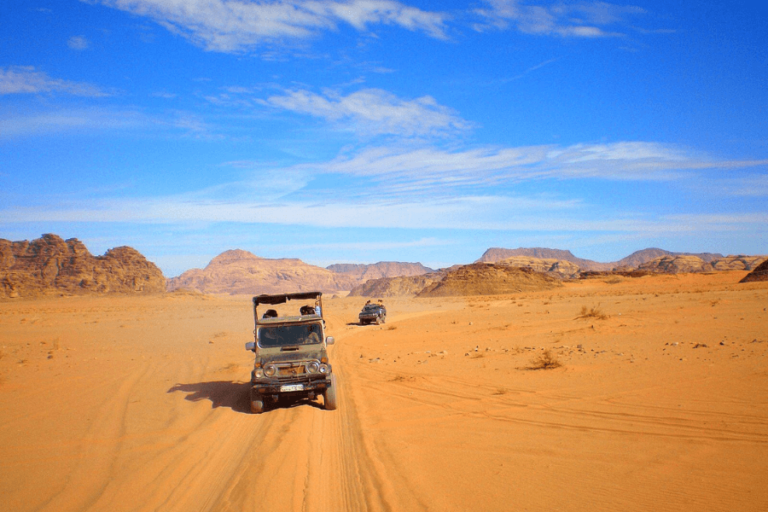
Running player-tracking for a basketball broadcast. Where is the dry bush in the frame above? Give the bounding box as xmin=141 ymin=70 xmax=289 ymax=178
xmin=576 ymin=304 xmax=608 ymax=320
xmin=387 ymin=325 xmax=398 ymax=330
xmin=604 ymin=277 xmax=624 ymax=285
xmin=527 ymin=350 xmax=562 ymax=370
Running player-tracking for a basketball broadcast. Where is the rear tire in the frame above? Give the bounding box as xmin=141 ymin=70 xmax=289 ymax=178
xmin=324 ymin=374 xmax=337 ymax=411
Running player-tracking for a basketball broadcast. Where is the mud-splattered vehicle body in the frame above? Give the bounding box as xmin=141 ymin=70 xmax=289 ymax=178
xmin=245 ymin=292 xmax=336 ymax=413
xmin=358 ymin=302 xmax=386 ymax=325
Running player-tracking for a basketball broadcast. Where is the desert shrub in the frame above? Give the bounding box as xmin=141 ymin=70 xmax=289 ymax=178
xmin=576 ymin=304 xmax=608 ymax=320
xmin=387 ymin=325 xmax=398 ymax=330
xmin=527 ymin=350 xmax=562 ymax=370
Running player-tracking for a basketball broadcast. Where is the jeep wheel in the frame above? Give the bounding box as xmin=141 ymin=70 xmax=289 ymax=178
xmin=250 ymin=392 xmax=265 ymax=414
xmin=380 ymin=315 xmax=386 ymax=324
xmin=324 ymin=374 xmax=338 ymax=411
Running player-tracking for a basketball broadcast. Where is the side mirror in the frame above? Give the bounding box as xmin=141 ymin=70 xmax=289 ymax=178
xmin=245 ymin=342 xmax=255 ymax=351
xmin=326 ymin=336 xmax=335 ymax=346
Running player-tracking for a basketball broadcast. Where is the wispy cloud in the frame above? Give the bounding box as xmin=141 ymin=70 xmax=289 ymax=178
xmin=0 ymin=66 xmax=110 ymax=96
xmin=303 ymin=142 xmax=767 ymax=196
xmin=67 ymin=35 xmax=90 ymax=50
xmin=261 ymin=87 xmax=471 ymax=137
xmin=0 ymin=107 xmax=212 ymax=139
xmin=474 ymin=0 xmax=645 ymax=37
xmin=86 ymin=0 xmax=449 ymax=53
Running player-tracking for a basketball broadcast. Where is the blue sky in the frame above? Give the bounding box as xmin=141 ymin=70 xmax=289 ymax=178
xmin=1 ymin=0 xmax=766 ymax=277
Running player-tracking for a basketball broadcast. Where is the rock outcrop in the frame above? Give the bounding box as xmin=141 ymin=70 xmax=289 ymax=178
xmin=348 ymin=272 xmax=445 ymax=297
xmin=496 ymin=256 xmax=581 ymax=279
xmin=711 ymin=255 xmax=767 ymax=271
xmin=638 ymin=255 xmax=714 ymax=274
xmin=327 ymin=261 xmax=435 ymax=281
xmin=0 ymin=234 xmax=165 ymax=298
xmin=416 ymin=263 xmax=562 ymax=297
xmin=167 ymin=250 xmax=359 ymax=295
xmin=477 ymin=247 xmax=611 ymax=271
xmin=740 ymin=259 xmax=768 ymax=283
xmin=478 ymin=247 xmax=725 ymax=272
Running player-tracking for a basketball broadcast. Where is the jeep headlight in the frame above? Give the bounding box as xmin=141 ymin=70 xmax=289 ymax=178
xmin=264 ymin=364 xmax=277 ymax=378
xmin=307 ymin=361 xmax=320 ymax=374
xmin=319 ymin=364 xmax=330 ymax=374
xmin=254 ymin=368 xmax=264 ymax=379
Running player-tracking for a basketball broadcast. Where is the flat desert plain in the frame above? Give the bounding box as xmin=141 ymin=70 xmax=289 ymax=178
xmin=1 ymin=272 xmax=767 ymax=512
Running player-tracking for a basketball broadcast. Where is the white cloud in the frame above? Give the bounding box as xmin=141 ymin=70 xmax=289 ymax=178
xmin=474 ymin=0 xmax=645 ymax=37
xmin=261 ymin=87 xmax=471 ymax=137
xmin=0 ymin=66 xmax=109 ymax=96
xmin=86 ymin=0 xmax=449 ymax=53
xmin=68 ymin=35 xmax=90 ymax=50
xmin=305 ymin=142 xmax=767 ymax=196
xmin=0 ymin=107 xmax=211 ymax=139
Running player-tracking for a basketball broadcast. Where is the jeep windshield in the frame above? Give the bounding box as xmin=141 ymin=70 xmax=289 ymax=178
xmin=258 ymin=323 xmax=323 ymax=348
xmin=362 ymin=304 xmax=381 ymax=312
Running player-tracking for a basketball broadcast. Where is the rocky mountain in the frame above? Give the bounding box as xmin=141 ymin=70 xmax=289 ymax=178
xmin=740 ymin=259 xmax=768 ymax=283
xmin=416 ymin=263 xmax=562 ymax=298
xmin=496 ymin=256 xmax=581 ymax=279
xmin=711 ymin=255 xmax=767 ymax=271
xmin=167 ymin=250 xmax=359 ymax=295
xmin=638 ymin=255 xmax=714 ymax=274
xmin=327 ymin=261 xmax=435 ymax=281
xmin=347 ymin=272 xmax=445 ymax=298
xmin=0 ymin=234 xmax=165 ymax=298
xmin=616 ymin=248 xmax=723 ymax=267
xmin=479 ymin=247 xmax=726 ymax=271
xmin=477 ymin=247 xmax=612 ymax=271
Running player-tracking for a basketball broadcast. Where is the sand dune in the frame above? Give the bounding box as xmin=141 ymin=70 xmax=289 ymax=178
xmin=1 ymin=272 xmax=767 ymax=511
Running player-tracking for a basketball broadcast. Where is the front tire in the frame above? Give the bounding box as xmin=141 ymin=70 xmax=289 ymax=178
xmin=250 ymin=391 xmax=264 ymax=413
xmin=324 ymin=374 xmax=338 ymax=411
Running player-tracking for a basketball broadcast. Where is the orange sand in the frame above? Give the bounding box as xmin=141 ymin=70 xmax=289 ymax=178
xmin=1 ymin=272 xmax=766 ymax=511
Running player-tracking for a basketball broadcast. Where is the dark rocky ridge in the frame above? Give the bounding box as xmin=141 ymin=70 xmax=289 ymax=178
xmin=740 ymin=259 xmax=768 ymax=283
xmin=0 ymin=234 xmax=165 ymax=298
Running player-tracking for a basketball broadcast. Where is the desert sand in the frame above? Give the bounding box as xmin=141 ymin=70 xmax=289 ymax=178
xmin=1 ymin=272 xmax=767 ymax=511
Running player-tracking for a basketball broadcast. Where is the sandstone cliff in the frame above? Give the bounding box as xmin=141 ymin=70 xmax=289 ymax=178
xmin=710 ymin=255 xmax=767 ymax=271
xmin=166 ymin=249 xmax=359 ymax=295
xmin=347 ymin=272 xmax=445 ymax=297
xmin=0 ymin=234 xmax=165 ymax=298
xmin=638 ymin=255 xmax=714 ymax=274
xmin=327 ymin=261 xmax=435 ymax=281
xmin=496 ymin=256 xmax=581 ymax=279
xmin=477 ymin=247 xmax=611 ymax=271
xmin=416 ymin=263 xmax=562 ymax=297
xmin=478 ymin=247 xmax=725 ymax=271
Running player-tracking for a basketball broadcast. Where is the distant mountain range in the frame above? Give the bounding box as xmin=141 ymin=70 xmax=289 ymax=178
xmin=3 ymin=236 xmax=764 ymax=299
xmin=167 ymin=252 xmax=438 ymax=295
xmin=327 ymin=262 xmax=435 ymax=281
xmin=477 ymin=247 xmax=725 ymax=271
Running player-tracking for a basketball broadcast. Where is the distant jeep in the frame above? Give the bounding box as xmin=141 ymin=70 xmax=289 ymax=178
xmin=358 ymin=301 xmax=386 ymax=325
xmin=245 ymin=292 xmax=336 ymax=413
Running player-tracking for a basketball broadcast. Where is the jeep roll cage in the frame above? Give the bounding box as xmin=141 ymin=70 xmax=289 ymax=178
xmin=253 ymin=291 xmax=323 ymax=326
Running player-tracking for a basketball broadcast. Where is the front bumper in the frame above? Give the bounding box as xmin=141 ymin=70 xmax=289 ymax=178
xmin=251 ymin=373 xmax=331 ymax=396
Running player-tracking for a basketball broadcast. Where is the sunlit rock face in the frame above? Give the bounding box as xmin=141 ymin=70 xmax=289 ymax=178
xmin=0 ymin=234 xmax=165 ymax=298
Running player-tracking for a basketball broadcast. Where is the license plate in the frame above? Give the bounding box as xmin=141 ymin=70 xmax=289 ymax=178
xmin=280 ymin=384 xmax=304 ymax=392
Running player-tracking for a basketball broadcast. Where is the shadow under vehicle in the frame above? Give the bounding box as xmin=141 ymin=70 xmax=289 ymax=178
xmin=245 ymin=292 xmax=337 ymax=413
xmin=358 ymin=300 xmax=386 ymax=325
